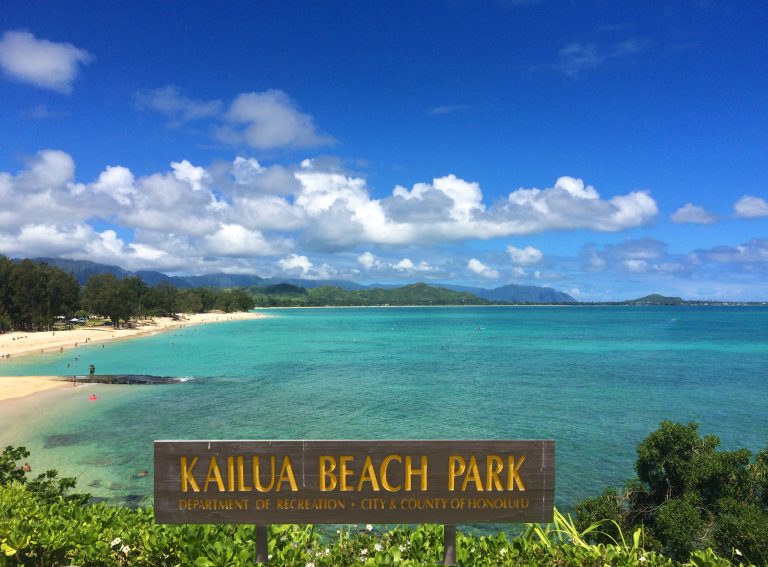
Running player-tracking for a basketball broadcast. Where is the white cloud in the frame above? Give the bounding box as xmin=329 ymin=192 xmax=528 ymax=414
xmin=205 ymin=224 xmax=291 ymax=256
xmin=232 ymin=156 xmax=265 ymax=182
xmin=0 ymin=30 xmax=92 ymax=93
xmin=17 ymin=149 xmax=76 ymax=191
xmin=278 ymin=254 xmax=313 ymax=275
xmin=734 ymin=195 xmax=768 ymax=219
xmin=0 ymin=151 xmax=661 ymax=278
xmin=171 ymin=159 xmax=210 ymax=192
xmin=355 ymin=252 xmax=434 ymax=275
xmin=507 ymin=245 xmax=543 ymax=264
xmin=671 ymin=203 xmax=717 ymax=224
xmin=392 ymin=174 xmax=485 ymax=223
xmin=489 ymin=176 xmax=656 ymax=235
xmin=467 ymin=258 xmax=499 ymax=279
xmin=358 ymin=251 xmax=378 ymax=270
xmin=622 ymin=259 xmax=648 ymax=273
xmin=92 ymin=165 xmax=136 ymax=206
xmin=217 ymin=90 xmax=333 ymax=150
xmin=135 ymin=86 xmax=222 ymax=124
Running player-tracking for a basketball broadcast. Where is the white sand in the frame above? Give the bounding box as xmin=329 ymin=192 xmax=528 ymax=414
xmin=0 ymin=375 xmax=68 ymax=402
xmin=0 ymin=311 xmax=270 ymax=402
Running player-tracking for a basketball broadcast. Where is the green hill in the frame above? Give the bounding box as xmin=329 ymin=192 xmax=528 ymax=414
xmin=622 ymin=293 xmax=687 ymax=305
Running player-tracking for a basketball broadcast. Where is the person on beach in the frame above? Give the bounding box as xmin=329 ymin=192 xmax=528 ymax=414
xmin=89 ymin=364 xmax=95 ymax=376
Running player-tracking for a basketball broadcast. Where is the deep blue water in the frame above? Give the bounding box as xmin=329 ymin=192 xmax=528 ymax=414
xmin=1 ymin=306 xmax=766 ymax=512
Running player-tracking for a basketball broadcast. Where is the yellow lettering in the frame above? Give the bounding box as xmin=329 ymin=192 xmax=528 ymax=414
xmin=461 ymin=456 xmax=483 ymax=492
xmin=181 ymin=456 xmax=200 ymax=492
xmin=253 ymin=456 xmax=276 ymax=492
xmin=486 ymin=455 xmax=504 ymax=491
xmin=237 ymin=456 xmax=252 ymax=491
xmin=448 ymin=455 xmax=465 ymax=491
xmin=276 ymin=456 xmax=298 ymax=491
xmin=203 ymin=456 xmax=225 ymax=492
xmin=319 ymin=456 xmax=337 ymax=491
xmin=507 ymin=455 xmax=526 ymax=491
xmin=339 ymin=455 xmax=354 ymax=491
xmin=357 ymin=456 xmax=380 ymax=492
xmin=380 ymin=455 xmax=402 ymax=492
xmin=405 ymin=456 xmax=428 ymax=491
xmin=227 ymin=456 xmax=235 ymax=492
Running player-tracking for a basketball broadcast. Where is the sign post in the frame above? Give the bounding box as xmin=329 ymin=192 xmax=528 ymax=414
xmin=155 ymin=440 xmax=555 ymax=564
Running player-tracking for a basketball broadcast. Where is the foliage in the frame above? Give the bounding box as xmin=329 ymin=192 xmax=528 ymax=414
xmin=0 ymin=256 xmax=80 ymax=332
xmin=246 ymin=281 xmax=489 ymax=307
xmin=0 ymin=444 xmax=747 ymax=566
xmin=0 ymin=446 xmax=87 ymax=506
xmin=575 ymin=421 xmax=768 ymax=564
xmin=0 ymin=486 xmax=744 ymax=566
xmin=82 ymin=274 xmax=148 ymax=327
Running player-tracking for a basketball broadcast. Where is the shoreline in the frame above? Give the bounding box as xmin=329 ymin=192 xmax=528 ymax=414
xmin=0 ymin=375 xmax=71 ymax=402
xmin=0 ymin=311 xmax=270 ymax=361
xmin=0 ymin=312 xmax=270 ymax=403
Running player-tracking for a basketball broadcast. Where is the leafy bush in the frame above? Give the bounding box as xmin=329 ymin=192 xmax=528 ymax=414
xmin=575 ymin=422 xmax=768 ymax=565
xmin=0 ymin=443 xmax=751 ymax=566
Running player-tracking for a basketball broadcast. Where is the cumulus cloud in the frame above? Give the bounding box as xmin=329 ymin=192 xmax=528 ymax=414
xmin=137 ymin=87 xmax=332 ymax=151
xmin=278 ymin=254 xmax=313 ymax=275
xmin=216 ymin=90 xmax=334 ymax=150
xmin=357 ymin=251 xmax=378 ymax=270
xmin=0 ymin=150 xmax=660 ymax=277
xmin=507 ymin=245 xmax=543 ymax=264
xmin=205 ymin=224 xmax=291 ymax=256
xmin=355 ymin=251 xmax=433 ymax=274
xmin=0 ymin=30 xmax=92 ymax=93
xmin=467 ymin=258 xmax=499 ymax=279
xmin=734 ymin=195 xmax=768 ymax=218
xmin=671 ymin=203 xmax=717 ymax=224
xmin=172 ymin=159 xmax=211 ymax=192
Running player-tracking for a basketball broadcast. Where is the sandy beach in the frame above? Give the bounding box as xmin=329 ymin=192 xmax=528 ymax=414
xmin=0 ymin=311 xmax=269 ymax=402
xmin=0 ymin=375 xmax=69 ymax=401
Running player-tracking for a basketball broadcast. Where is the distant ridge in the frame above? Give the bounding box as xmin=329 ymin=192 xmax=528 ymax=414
xmin=440 ymin=283 xmax=576 ymax=304
xmin=620 ymin=294 xmax=687 ymax=305
xmin=28 ymin=256 xmax=575 ymax=303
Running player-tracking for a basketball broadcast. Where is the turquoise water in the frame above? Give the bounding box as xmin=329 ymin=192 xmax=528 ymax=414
xmin=1 ymin=306 xmax=767 ymax=512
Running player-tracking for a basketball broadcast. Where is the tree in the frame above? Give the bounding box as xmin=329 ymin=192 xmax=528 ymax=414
xmin=82 ymin=273 xmax=142 ymax=327
xmin=214 ymin=288 xmax=256 ymax=312
xmin=0 ymin=257 xmax=80 ymax=331
xmin=0 ymin=445 xmax=87 ymax=505
xmin=575 ymin=421 xmax=768 ymax=564
xmin=0 ymin=255 xmax=12 ymax=332
xmin=146 ymin=281 xmax=178 ymax=316
xmin=175 ymin=289 xmax=203 ymax=314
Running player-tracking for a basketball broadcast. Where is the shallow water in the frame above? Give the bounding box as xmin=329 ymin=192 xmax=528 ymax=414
xmin=1 ymin=306 xmax=766 ymax=512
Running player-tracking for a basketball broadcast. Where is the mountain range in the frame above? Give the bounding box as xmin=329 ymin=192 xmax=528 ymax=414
xmin=29 ymin=257 xmax=577 ymax=304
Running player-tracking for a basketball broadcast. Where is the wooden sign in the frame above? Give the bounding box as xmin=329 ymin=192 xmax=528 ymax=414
xmin=154 ymin=440 xmax=555 ymax=524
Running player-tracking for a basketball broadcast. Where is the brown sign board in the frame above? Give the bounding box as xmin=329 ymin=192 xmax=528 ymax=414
xmin=154 ymin=440 xmax=555 ymax=525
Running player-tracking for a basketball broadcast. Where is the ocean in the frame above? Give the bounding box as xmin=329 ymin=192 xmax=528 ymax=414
xmin=1 ymin=306 xmax=766 ymax=514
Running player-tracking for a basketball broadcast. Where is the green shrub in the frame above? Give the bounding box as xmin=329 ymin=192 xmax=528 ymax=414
xmin=575 ymin=422 xmax=768 ymax=564
xmin=0 ymin=442 xmax=753 ymax=566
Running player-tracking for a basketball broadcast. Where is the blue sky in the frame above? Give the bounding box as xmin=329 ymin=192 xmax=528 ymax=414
xmin=1 ymin=1 xmax=766 ymax=300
